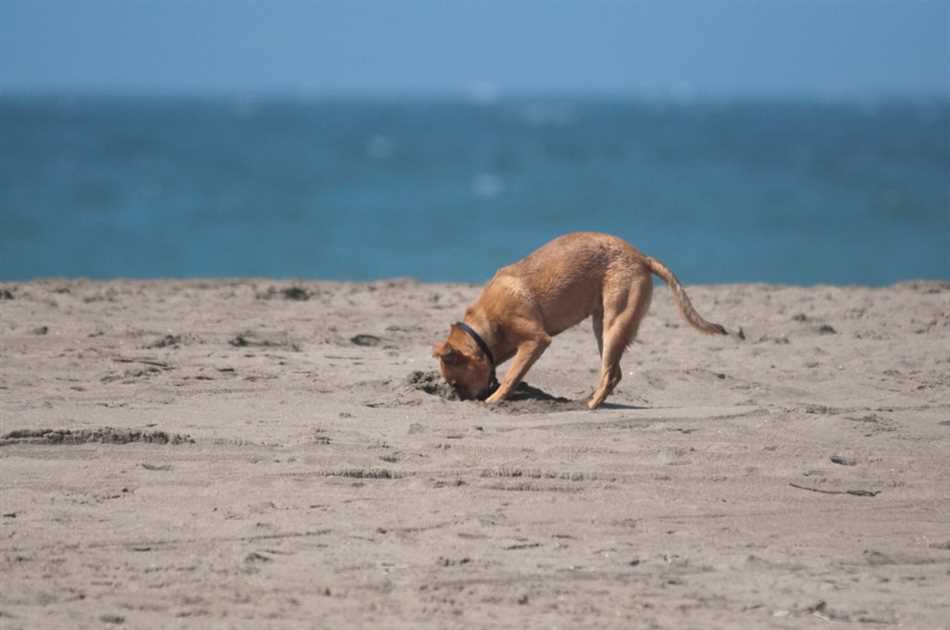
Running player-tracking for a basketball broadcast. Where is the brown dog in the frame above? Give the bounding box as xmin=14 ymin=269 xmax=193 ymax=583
xmin=433 ymin=232 xmax=728 ymax=409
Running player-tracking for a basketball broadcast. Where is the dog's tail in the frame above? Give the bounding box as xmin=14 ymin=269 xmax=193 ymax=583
xmin=644 ymin=256 xmax=728 ymax=335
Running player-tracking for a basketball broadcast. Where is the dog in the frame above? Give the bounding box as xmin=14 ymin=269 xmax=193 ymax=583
xmin=433 ymin=232 xmax=728 ymax=409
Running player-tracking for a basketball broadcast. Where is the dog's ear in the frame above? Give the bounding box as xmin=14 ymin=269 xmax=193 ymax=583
xmin=433 ymin=341 xmax=467 ymax=365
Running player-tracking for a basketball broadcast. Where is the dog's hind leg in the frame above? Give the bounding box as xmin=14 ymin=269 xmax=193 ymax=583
xmin=592 ymin=304 xmax=604 ymax=357
xmin=588 ymin=276 xmax=653 ymax=409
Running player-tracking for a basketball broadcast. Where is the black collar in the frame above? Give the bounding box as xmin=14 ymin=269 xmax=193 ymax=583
xmin=455 ymin=321 xmax=499 ymax=400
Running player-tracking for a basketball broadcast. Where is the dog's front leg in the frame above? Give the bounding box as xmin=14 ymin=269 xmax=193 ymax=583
xmin=484 ymin=336 xmax=550 ymax=403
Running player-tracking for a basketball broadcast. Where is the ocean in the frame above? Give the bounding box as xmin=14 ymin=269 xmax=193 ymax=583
xmin=1 ymin=94 xmax=947 ymax=285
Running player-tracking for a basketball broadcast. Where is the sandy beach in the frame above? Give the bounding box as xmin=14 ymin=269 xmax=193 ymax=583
xmin=1 ymin=278 xmax=948 ymax=629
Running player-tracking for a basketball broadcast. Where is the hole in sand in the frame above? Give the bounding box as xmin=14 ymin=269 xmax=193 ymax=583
xmin=406 ymin=371 xmax=587 ymax=414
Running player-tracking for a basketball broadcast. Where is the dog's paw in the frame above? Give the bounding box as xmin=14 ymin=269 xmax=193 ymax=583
xmin=587 ymin=397 xmax=605 ymax=410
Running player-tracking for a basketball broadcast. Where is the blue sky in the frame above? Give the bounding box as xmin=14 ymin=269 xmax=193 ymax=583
xmin=1 ymin=0 xmax=948 ymax=97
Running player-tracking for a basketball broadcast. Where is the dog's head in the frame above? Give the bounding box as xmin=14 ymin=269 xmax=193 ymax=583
xmin=432 ymin=324 xmax=493 ymax=400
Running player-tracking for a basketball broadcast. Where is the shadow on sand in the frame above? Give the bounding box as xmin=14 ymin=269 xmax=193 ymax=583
xmin=406 ymin=370 xmax=639 ymax=415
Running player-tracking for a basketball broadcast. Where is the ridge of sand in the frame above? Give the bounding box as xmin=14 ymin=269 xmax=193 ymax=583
xmin=1 ymin=279 xmax=948 ymax=628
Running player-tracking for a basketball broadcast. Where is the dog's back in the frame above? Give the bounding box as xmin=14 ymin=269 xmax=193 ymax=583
xmin=484 ymin=232 xmax=649 ymax=336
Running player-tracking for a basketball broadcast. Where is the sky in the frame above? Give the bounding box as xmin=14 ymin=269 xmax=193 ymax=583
xmin=1 ymin=0 xmax=948 ymax=97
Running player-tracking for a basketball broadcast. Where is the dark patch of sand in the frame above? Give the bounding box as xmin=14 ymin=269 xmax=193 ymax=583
xmin=0 ymin=427 xmax=195 ymax=446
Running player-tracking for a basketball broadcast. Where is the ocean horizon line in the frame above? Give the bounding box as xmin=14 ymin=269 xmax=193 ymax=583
xmin=2 ymin=87 xmax=949 ymax=106
xmin=4 ymin=275 xmax=948 ymax=290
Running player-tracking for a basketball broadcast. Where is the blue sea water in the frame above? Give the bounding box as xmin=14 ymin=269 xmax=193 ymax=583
xmin=1 ymin=94 xmax=947 ymax=285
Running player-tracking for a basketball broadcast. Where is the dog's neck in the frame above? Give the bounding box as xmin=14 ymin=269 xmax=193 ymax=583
xmin=455 ymin=322 xmax=492 ymax=365
xmin=461 ymin=313 xmax=494 ymax=355
xmin=462 ymin=311 xmax=514 ymax=365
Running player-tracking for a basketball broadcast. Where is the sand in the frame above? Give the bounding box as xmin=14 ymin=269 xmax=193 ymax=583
xmin=1 ymin=278 xmax=948 ymax=629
